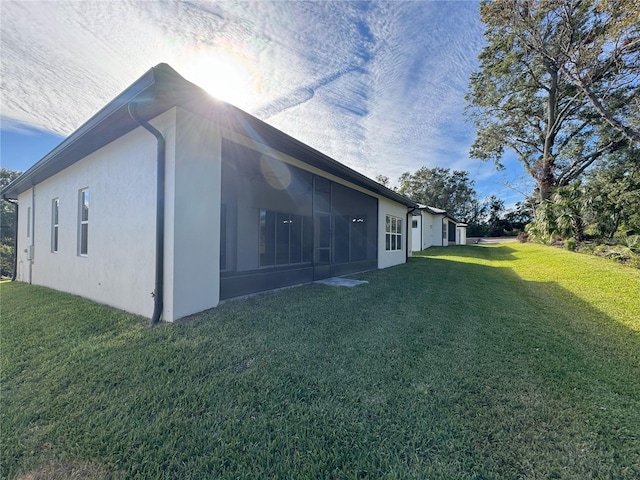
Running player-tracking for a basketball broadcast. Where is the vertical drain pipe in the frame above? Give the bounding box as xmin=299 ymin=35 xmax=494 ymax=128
xmin=128 ymin=102 xmax=165 ymax=325
xmin=29 ymin=186 xmax=35 ymax=284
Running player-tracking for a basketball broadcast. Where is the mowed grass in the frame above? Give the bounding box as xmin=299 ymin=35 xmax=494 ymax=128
xmin=1 ymin=243 xmax=639 ymax=479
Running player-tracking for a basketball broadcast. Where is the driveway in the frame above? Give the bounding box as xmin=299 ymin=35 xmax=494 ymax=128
xmin=467 ymin=237 xmax=519 ymax=245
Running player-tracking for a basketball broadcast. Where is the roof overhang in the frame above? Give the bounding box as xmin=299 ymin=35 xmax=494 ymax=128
xmin=2 ymin=64 xmax=416 ymax=208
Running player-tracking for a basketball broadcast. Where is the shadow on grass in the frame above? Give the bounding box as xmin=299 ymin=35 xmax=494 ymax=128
xmin=2 ymin=250 xmax=639 ymax=479
xmin=413 ymin=244 xmax=520 ymax=262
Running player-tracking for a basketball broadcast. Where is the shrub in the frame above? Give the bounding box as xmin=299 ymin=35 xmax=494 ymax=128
xmin=624 ymin=234 xmax=640 ymax=253
xmin=564 ymin=238 xmax=577 ymax=251
xmin=517 ymin=231 xmax=529 ymax=243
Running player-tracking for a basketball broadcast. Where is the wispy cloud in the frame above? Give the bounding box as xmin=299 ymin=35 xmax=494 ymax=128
xmin=0 ymin=0 xmax=518 ymax=197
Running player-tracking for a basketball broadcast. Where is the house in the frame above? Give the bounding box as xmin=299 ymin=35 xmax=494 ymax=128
xmin=410 ymin=205 xmax=467 ymax=250
xmin=1 ymin=64 xmax=417 ymax=322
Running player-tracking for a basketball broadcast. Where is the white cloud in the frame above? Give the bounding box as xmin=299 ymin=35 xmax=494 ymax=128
xmin=1 ymin=0 xmax=516 ymax=198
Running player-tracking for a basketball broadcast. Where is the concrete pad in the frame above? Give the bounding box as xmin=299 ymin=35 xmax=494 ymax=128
xmin=316 ymin=277 xmax=369 ymax=288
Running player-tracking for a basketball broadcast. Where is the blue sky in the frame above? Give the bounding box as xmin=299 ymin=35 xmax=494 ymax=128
xmin=0 ymin=0 xmax=532 ymax=206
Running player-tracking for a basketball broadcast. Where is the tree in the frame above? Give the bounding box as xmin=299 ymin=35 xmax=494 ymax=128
xmin=396 ymin=167 xmax=477 ymax=221
xmin=551 ymin=182 xmax=587 ymax=241
xmin=549 ymin=0 xmax=640 ymax=145
xmin=375 ymin=174 xmax=390 ymax=188
xmin=485 ymin=195 xmax=507 ymax=236
xmin=584 ymin=148 xmax=640 ymax=238
xmin=504 ymin=199 xmax=535 ymax=231
xmin=467 ymin=0 xmax=633 ymax=202
xmin=1 ymin=168 xmax=21 ymax=278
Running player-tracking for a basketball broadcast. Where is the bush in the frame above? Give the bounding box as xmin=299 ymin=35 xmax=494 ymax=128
xmin=564 ymin=238 xmax=577 ymax=251
xmin=0 ymin=243 xmax=14 ymax=278
xmin=624 ymin=234 xmax=640 ymax=253
xmin=517 ymin=231 xmax=529 ymax=243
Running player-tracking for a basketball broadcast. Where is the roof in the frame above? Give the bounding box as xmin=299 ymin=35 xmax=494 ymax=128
xmin=2 ymin=64 xmax=416 ymax=208
xmin=416 ymin=204 xmax=461 ymax=224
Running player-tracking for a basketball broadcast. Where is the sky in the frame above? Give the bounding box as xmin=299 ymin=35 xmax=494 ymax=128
xmin=0 ymin=0 xmax=532 ymax=206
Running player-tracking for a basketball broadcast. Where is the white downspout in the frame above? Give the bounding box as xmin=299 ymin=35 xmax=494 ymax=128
xmin=29 ymin=185 xmax=35 ymax=284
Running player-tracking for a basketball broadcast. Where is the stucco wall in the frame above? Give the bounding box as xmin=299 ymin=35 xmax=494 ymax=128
xmin=168 ymin=108 xmax=222 ymax=321
xmin=411 ymin=215 xmax=421 ymax=251
xmin=456 ymin=226 xmax=467 ymax=245
xmin=377 ymin=197 xmax=407 ymax=269
xmin=13 ymin=117 xmax=171 ymax=318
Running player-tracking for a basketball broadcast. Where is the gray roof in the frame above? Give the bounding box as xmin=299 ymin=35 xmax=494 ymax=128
xmin=416 ymin=204 xmax=462 ymax=224
xmin=2 ymin=63 xmax=416 ymax=208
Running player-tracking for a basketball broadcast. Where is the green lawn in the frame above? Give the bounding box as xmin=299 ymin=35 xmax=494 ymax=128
xmin=2 ymin=243 xmax=639 ymax=479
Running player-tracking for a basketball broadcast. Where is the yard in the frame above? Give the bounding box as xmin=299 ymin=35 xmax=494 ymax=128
xmin=2 ymin=243 xmax=639 ymax=479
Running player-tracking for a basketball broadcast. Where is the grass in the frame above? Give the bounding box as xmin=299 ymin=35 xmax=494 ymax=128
xmin=1 ymin=243 xmax=639 ymax=479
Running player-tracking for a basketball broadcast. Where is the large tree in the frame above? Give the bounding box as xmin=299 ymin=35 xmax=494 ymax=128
xmin=467 ymin=0 xmax=637 ymax=201
xmin=397 ymin=167 xmax=477 ymax=221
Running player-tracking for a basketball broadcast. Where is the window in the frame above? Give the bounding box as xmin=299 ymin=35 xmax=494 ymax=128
xmin=385 ymin=215 xmax=402 ymax=251
xmin=52 ymin=199 xmax=59 ymax=252
xmin=27 ymin=207 xmax=31 ymax=237
xmin=78 ymin=188 xmax=89 ymax=256
xmin=412 ymin=219 xmax=418 ymax=228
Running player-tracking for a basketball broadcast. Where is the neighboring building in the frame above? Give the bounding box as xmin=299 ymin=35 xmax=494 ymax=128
xmin=410 ymin=205 xmax=467 ymax=250
xmin=1 ymin=64 xmax=416 ymax=322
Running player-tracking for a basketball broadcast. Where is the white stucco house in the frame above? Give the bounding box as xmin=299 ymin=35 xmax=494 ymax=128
xmin=410 ymin=205 xmax=467 ymax=250
xmin=2 ymin=64 xmax=417 ymax=323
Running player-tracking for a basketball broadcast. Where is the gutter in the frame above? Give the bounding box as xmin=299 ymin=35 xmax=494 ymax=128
xmin=2 ymin=196 xmax=19 ymax=281
xmin=127 ymin=102 xmax=165 ymax=325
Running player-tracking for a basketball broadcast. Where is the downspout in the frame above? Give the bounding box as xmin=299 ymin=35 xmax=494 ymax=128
xmin=3 ymin=196 xmax=19 ymax=281
xmin=406 ymin=206 xmax=417 ymax=261
xmin=29 ymin=186 xmax=35 ymax=284
xmin=128 ymin=102 xmax=165 ymax=325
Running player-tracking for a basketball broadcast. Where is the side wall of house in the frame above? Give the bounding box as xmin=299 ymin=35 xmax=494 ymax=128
xmin=421 ymin=211 xmax=435 ymax=250
xmin=377 ymin=197 xmax=407 ymax=269
xmin=430 ymin=214 xmax=445 ymax=247
xmin=166 ymin=108 xmax=222 ymax=321
xmin=411 ymin=215 xmax=421 ymax=251
xmin=13 ymin=112 xmax=178 ymax=318
xmin=456 ymin=226 xmax=467 ymax=245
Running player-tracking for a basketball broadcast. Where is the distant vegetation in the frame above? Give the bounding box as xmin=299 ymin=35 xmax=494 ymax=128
xmin=0 ymin=168 xmax=20 ymax=278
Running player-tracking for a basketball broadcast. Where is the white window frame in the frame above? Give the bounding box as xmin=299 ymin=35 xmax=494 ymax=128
xmin=385 ymin=214 xmax=402 ymax=251
xmin=52 ymin=198 xmax=59 ymax=253
xmin=78 ymin=188 xmax=89 ymax=256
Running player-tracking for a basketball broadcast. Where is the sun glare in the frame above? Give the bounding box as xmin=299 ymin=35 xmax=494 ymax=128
xmin=181 ymin=47 xmax=256 ymax=109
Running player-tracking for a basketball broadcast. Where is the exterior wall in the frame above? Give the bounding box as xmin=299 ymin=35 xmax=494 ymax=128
xmin=430 ymin=214 xmax=446 ymax=247
xmin=377 ymin=197 xmax=407 ymax=269
xmin=411 ymin=215 xmax=421 ymax=251
xmin=411 ymin=211 xmax=437 ymax=251
xmin=421 ymin=211 xmax=435 ymax=249
xmin=14 ymin=121 xmax=163 ymax=318
xmin=12 ymin=106 xmax=410 ymax=322
xmin=168 ymin=108 xmax=222 ymax=321
xmin=456 ymin=226 xmax=467 ymax=245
